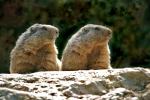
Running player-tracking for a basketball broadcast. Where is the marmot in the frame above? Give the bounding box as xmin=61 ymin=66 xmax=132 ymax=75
xmin=61 ymin=24 xmax=112 ymax=71
xmin=10 ymin=24 xmax=61 ymax=73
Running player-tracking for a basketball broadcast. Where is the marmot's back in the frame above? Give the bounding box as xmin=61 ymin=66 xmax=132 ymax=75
xmin=61 ymin=24 xmax=112 ymax=71
xmin=10 ymin=24 xmax=61 ymax=73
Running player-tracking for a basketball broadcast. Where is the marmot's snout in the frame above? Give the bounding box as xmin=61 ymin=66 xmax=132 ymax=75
xmin=93 ymin=25 xmax=112 ymax=38
xmin=107 ymin=28 xmax=112 ymax=36
xmin=103 ymin=28 xmax=112 ymax=38
xmin=41 ymin=25 xmax=59 ymax=39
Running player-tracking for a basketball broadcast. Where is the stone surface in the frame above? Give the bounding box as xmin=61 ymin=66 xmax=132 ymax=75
xmin=0 ymin=67 xmax=150 ymax=100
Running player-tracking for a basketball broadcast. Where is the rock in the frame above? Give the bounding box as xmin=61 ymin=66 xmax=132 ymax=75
xmin=0 ymin=67 xmax=150 ymax=100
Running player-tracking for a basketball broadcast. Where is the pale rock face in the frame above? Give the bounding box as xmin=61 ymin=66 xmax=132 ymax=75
xmin=0 ymin=68 xmax=150 ymax=99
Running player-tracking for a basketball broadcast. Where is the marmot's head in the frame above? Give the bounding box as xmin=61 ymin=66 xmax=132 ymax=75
xmin=16 ymin=24 xmax=59 ymax=47
xmin=28 ymin=24 xmax=59 ymax=41
xmin=81 ymin=24 xmax=112 ymax=42
xmin=16 ymin=23 xmax=59 ymax=47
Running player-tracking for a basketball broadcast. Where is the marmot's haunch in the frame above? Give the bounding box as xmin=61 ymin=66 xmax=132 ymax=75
xmin=61 ymin=24 xmax=112 ymax=71
xmin=10 ymin=24 xmax=61 ymax=73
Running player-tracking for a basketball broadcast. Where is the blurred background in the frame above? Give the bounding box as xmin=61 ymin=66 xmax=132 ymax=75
xmin=0 ymin=0 xmax=150 ymax=73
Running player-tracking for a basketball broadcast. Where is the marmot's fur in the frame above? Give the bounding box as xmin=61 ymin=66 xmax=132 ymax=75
xmin=10 ymin=24 xmax=61 ymax=73
xmin=61 ymin=24 xmax=112 ymax=71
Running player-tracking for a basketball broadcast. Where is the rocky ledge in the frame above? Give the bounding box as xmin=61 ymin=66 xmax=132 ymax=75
xmin=0 ymin=68 xmax=150 ymax=100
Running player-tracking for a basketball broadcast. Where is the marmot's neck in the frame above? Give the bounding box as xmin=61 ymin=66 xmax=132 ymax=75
xmin=38 ymin=43 xmax=56 ymax=53
xmin=95 ymin=41 xmax=108 ymax=47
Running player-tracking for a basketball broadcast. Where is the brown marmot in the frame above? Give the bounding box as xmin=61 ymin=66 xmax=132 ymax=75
xmin=10 ymin=24 xmax=61 ymax=73
xmin=61 ymin=24 xmax=112 ymax=71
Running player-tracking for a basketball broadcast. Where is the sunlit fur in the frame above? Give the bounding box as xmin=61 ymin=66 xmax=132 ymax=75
xmin=62 ymin=24 xmax=112 ymax=71
xmin=10 ymin=24 xmax=61 ymax=73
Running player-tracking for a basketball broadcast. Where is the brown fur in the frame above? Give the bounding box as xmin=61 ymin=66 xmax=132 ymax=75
xmin=61 ymin=24 xmax=112 ymax=71
xmin=10 ymin=24 xmax=61 ymax=73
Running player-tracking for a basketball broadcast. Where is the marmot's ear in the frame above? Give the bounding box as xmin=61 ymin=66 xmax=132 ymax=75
xmin=30 ymin=27 xmax=36 ymax=33
xmin=34 ymin=23 xmax=40 ymax=26
xmin=95 ymin=27 xmax=101 ymax=31
xmin=82 ymin=28 xmax=89 ymax=33
xmin=27 ymin=24 xmax=40 ymax=34
xmin=41 ymin=26 xmax=47 ymax=31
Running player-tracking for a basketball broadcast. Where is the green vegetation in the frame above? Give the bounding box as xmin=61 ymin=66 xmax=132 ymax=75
xmin=0 ymin=0 xmax=150 ymax=73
